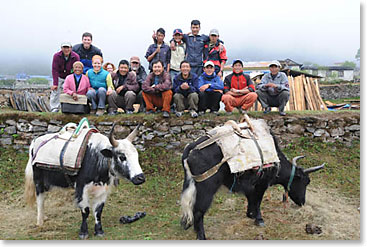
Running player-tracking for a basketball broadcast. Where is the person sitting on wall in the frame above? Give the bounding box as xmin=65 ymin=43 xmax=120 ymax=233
xmin=172 ymin=60 xmax=199 ymax=118
xmin=221 ymin=59 xmax=258 ymax=114
xmin=142 ymin=60 xmax=172 ymax=118
xmin=129 ymin=56 xmax=148 ymax=113
xmin=256 ymin=60 xmax=290 ymax=116
xmin=107 ymin=60 xmax=140 ymax=115
xmin=103 ymin=62 xmax=116 ymax=74
xmin=61 ymin=61 xmax=91 ymax=114
xmin=198 ymin=61 xmax=224 ymax=115
xmin=86 ymin=55 xmax=114 ymax=116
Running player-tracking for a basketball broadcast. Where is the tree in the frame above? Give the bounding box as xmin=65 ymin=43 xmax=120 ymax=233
xmin=355 ymin=48 xmax=360 ymax=61
xmin=342 ymin=61 xmax=356 ymax=69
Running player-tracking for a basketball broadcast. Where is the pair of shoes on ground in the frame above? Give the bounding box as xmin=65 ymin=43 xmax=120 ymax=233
xmin=175 ymin=110 xmax=198 ymax=118
xmin=263 ymin=107 xmax=286 ymax=116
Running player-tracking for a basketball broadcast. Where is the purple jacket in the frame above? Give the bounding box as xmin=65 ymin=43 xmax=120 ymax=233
xmin=142 ymin=72 xmax=172 ymax=94
xmin=52 ymin=50 xmax=80 ymax=86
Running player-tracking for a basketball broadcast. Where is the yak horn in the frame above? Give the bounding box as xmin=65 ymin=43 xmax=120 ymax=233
xmin=109 ymin=122 xmax=119 ymax=148
xmin=127 ymin=124 xmax=141 ymax=143
xmin=292 ymin=156 xmax=305 ymax=166
xmin=304 ymin=163 xmax=325 ymax=174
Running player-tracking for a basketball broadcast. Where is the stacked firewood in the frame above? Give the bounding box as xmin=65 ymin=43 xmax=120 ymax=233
xmin=248 ymin=75 xmax=326 ymax=112
xmin=285 ymin=75 xmax=327 ymax=111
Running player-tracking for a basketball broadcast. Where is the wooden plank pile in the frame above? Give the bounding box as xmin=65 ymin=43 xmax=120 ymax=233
xmin=9 ymin=90 xmax=50 ymax=112
xmin=285 ymin=75 xmax=327 ymax=111
xmin=248 ymin=74 xmax=327 ymax=112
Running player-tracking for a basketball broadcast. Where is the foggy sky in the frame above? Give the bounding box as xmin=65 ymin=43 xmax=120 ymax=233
xmin=0 ymin=0 xmax=360 ymax=75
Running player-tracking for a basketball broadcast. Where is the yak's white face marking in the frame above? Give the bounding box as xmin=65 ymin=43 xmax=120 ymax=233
xmin=116 ymin=139 xmax=143 ymax=179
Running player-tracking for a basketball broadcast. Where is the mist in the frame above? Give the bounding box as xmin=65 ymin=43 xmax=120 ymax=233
xmin=0 ymin=0 xmax=360 ymax=76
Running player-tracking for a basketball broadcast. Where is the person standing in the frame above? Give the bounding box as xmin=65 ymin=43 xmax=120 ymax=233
xmin=169 ymin=28 xmax=186 ymax=82
xmin=145 ymin=28 xmax=171 ymax=72
xmin=86 ymin=55 xmax=114 ymax=116
xmin=50 ymin=42 xmax=80 ymax=112
xmin=142 ymin=60 xmax=172 ymax=118
xmin=72 ymin=32 xmax=103 ymax=73
xmin=256 ymin=60 xmax=290 ymax=116
xmin=203 ymin=29 xmax=227 ymax=79
xmin=198 ymin=61 xmax=224 ymax=115
xmin=172 ymin=60 xmax=199 ymax=118
xmin=221 ymin=59 xmax=257 ymax=114
xmin=107 ymin=60 xmax=139 ymax=115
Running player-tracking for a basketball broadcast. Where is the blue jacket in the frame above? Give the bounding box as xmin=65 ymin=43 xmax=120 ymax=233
xmin=173 ymin=72 xmax=199 ymax=97
xmin=182 ymin=34 xmax=210 ymax=67
xmin=198 ymin=72 xmax=224 ymax=91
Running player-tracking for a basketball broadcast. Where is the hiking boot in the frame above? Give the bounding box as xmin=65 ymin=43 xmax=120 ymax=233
xmin=146 ymin=110 xmax=155 ymax=114
xmin=96 ymin=109 xmax=105 ymax=116
xmin=176 ymin=111 xmax=183 ymax=117
xmin=126 ymin=110 xmax=134 ymax=114
xmin=190 ymin=110 xmax=198 ymax=118
xmin=279 ymin=111 xmax=286 ymax=116
xmin=162 ymin=111 xmax=170 ymax=118
xmin=263 ymin=107 xmax=271 ymax=114
xmin=90 ymin=109 xmax=97 ymax=115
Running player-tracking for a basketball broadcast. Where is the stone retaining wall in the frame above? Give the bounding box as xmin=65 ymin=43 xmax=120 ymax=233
xmin=0 ymin=112 xmax=360 ymax=151
xmin=319 ymin=83 xmax=360 ymax=100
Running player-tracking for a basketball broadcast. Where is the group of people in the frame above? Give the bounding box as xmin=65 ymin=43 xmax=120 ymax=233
xmin=51 ymin=20 xmax=290 ymax=118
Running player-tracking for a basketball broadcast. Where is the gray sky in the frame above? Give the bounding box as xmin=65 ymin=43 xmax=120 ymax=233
xmin=0 ymin=0 xmax=360 ymax=75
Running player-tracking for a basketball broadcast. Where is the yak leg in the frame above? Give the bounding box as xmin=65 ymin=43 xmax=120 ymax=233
xmin=35 ymin=181 xmax=46 ymax=226
xmin=79 ymin=207 xmax=90 ymax=239
xmin=93 ymin=202 xmax=105 ymax=236
xmin=36 ymin=192 xmax=45 ymax=226
xmin=251 ymin=183 xmax=269 ymax=227
xmin=194 ymin=181 xmax=221 ymax=240
xmin=76 ymin=185 xmax=91 ymax=239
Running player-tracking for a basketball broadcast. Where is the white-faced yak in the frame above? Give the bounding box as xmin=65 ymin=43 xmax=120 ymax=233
xmin=24 ymin=123 xmax=145 ymax=239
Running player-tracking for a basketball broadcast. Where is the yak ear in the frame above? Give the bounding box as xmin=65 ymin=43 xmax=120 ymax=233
xmin=100 ymin=148 xmax=114 ymax=158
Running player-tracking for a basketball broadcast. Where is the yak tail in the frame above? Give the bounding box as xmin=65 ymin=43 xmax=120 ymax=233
xmin=24 ymin=141 xmax=36 ymax=206
xmin=180 ymin=158 xmax=197 ymax=230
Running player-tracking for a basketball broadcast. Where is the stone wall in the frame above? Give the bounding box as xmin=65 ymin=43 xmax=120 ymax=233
xmin=0 ymin=112 xmax=360 ymax=152
xmin=319 ymin=83 xmax=360 ymax=100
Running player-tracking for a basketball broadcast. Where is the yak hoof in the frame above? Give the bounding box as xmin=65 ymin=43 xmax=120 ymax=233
xmin=180 ymin=218 xmax=193 ymax=230
xmin=246 ymin=211 xmax=256 ymax=219
xmin=255 ymin=219 xmax=265 ymax=227
xmin=94 ymin=230 xmax=104 ymax=237
xmin=79 ymin=233 xmax=89 ymax=240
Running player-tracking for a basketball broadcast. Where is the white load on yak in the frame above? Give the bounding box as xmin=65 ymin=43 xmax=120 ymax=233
xmin=185 ymin=115 xmax=280 ymax=182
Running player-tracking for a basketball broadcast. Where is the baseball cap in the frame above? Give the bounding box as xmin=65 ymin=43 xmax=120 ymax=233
xmin=269 ymin=60 xmax=281 ymax=67
xmin=209 ymin=29 xmax=219 ymax=36
xmin=130 ymin=56 xmax=140 ymax=63
xmin=173 ymin=28 xmax=183 ymax=35
xmin=204 ymin=61 xmax=215 ymax=68
xmin=61 ymin=42 xmax=72 ymax=48
xmin=232 ymin=59 xmax=243 ymax=67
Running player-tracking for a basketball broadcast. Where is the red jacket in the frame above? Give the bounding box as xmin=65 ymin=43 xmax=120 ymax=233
xmin=223 ymin=71 xmax=255 ymax=94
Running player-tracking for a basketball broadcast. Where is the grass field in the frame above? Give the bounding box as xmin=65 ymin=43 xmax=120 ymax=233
xmin=0 ymin=135 xmax=360 ymax=240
